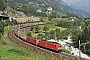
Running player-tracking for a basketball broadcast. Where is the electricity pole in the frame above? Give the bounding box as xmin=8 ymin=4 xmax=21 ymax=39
xmin=55 ymin=32 xmax=57 ymax=42
xmin=79 ymin=40 xmax=81 ymax=60
xmin=24 ymin=27 xmax=25 ymax=38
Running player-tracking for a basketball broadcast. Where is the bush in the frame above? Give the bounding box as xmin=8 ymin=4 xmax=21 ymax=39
xmin=1 ymin=42 xmax=7 ymax=45
xmin=7 ymin=49 xmax=26 ymax=56
xmin=62 ymin=49 xmax=71 ymax=54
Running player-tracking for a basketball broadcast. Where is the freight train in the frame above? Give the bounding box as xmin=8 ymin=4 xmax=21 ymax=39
xmin=26 ymin=37 xmax=62 ymax=53
xmin=14 ymin=29 xmax=62 ymax=53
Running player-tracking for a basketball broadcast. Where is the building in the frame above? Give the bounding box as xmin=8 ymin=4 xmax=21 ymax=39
xmin=47 ymin=6 xmax=52 ymax=14
xmin=47 ymin=6 xmax=52 ymax=11
xmin=37 ymin=9 xmax=42 ymax=13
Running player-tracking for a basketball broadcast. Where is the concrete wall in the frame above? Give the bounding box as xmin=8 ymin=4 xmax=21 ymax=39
xmin=13 ymin=17 xmax=40 ymax=22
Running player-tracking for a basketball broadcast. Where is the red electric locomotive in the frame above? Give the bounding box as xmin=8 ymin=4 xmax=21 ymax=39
xmin=39 ymin=40 xmax=62 ymax=52
xmin=26 ymin=37 xmax=62 ymax=52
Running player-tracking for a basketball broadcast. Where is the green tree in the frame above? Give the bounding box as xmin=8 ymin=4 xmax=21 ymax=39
xmin=43 ymin=26 xmax=49 ymax=32
xmin=72 ymin=26 xmax=90 ymax=55
xmin=12 ymin=20 xmax=18 ymax=25
xmin=45 ymin=32 xmax=50 ymax=39
xmin=49 ymin=30 xmax=55 ymax=39
xmin=37 ymin=34 xmax=43 ymax=39
xmin=55 ymin=28 xmax=60 ymax=39
xmin=56 ymin=21 xmax=72 ymax=28
xmin=0 ymin=21 xmax=5 ymax=35
xmin=30 ymin=26 xmax=34 ymax=31
xmin=34 ymin=26 xmax=40 ymax=33
xmin=5 ymin=20 xmax=11 ymax=26
xmin=26 ymin=32 xmax=32 ymax=37
xmin=0 ymin=20 xmax=17 ymax=39
xmin=0 ymin=0 xmax=8 ymax=10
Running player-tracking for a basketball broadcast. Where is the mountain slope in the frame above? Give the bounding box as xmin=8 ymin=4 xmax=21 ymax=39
xmin=0 ymin=0 xmax=8 ymax=10
xmin=7 ymin=0 xmax=90 ymax=18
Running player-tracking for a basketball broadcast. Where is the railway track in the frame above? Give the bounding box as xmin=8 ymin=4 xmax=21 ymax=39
xmin=8 ymin=22 xmax=90 ymax=60
xmin=4 ymin=33 xmax=16 ymax=49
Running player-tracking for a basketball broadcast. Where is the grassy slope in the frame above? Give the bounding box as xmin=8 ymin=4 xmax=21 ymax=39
xmin=31 ymin=24 xmax=67 ymax=37
xmin=0 ymin=26 xmax=51 ymax=60
xmin=56 ymin=12 xmax=67 ymax=16
xmin=38 ymin=24 xmax=67 ymax=32
xmin=46 ymin=24 xmax=67 ymax=31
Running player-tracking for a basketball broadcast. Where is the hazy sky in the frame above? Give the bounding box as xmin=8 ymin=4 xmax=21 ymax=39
xmin=62 ymin=0 xmax=90 ymax=13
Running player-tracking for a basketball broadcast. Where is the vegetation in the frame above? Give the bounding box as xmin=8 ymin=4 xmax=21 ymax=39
xmin=0 ymin=0 xmax=8 ymax=11
xmin=56 ymin=12 xmax=67 ymax=17
xmin=56 ymin=20 xmax=84 ymax=28
xmin=7 ymin=0 xmax=90 ymax=18
xmin=0 ymin=20 xmax=17 ymax=39
xmin=56 ymin=21 xmax=72 ymax=28
xmin=43 ymin=26 xmax=49 ymax=32
xmin=62 ymin=49 xmax=71 ymax=54
xmin=0 ymin=26 xmax=52 ymax=60
xmin=0 ymin=21 xmax=5 ymax=36
xmin=0 ymin=0 xmax=90 ymax=59
xmin=27 ymin=24 xmax=67 ymax=40
xmin=66 ymin=13 xmax=80 ymax=18
xmin=26 ymin=32 xmax=32 ymax=37
xmin=72 ymin=26 xmax=90 ymax=55
xmin=26 ymin=17 xmax=90 ymax=56
xmin=11 ymin=5 xmax=47 ymax=17
xmin=7 ymin=49 xmax=26 ymax=56
xmin=30 ymin=26 xmax=40 ymax=33
xmin=71 ymin=19 xmax=90 ymax=55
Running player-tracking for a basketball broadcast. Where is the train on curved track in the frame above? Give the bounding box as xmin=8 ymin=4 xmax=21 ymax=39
xmin=26 ymin=37 xmax=62 ymax=53
xmin=14 ymin=28 xmax=62 ymax=53
xmin=10 ymin=22 xmax=89 ymax=60
xmin=14 ymin=22 xmax=63 ymax=53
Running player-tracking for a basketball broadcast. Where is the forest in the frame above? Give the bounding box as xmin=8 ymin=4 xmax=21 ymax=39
xmin=0 ymin=20 xmax=17 ymax=39
xmin=0 ymin=0 xmax=8 ymax=11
